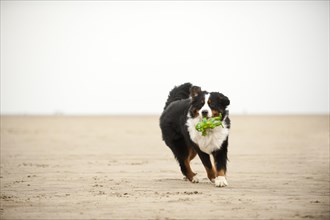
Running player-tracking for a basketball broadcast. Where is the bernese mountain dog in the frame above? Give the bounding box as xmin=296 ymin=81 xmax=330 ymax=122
xmin=160 ymin=83 xmax=230 ymax=187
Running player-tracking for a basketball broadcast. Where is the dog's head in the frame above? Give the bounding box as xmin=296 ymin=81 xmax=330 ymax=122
xmin=189 ymin=85 xmax=230 ymax=120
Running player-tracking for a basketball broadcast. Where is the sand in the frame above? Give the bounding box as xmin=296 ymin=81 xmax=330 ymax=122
xmin=0 ymin=115 xmax=329 ymax=219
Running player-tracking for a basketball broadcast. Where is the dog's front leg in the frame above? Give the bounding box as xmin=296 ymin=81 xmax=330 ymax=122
xmin=212 ymin=140 xmax=229 ymax=187
xmin=196 ymin=150 xmax=216 ymax=182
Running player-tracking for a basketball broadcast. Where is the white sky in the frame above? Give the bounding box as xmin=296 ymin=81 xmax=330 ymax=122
xmin=1 ymin=1 xmax=329 ymax=115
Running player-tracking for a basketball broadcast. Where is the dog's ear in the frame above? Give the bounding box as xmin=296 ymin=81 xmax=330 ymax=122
xmin=213 ymin=92 xmax=230 ymax=107
xmin=221 ymin=94 xmax=230 ymax=107
xmin=190 ymin=86 xmax=201 ymax=98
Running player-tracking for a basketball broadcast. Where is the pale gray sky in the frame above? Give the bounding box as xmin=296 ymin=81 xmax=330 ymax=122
xmin=1 ymin=1 xmax=329 ymax=115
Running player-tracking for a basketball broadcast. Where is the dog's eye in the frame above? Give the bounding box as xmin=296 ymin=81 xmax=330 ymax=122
xmin=208 ymin=100 xmax=211 ymax=104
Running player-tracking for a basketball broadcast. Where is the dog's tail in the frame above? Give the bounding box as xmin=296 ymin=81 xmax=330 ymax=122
xmin=163 ymin=82 xmax=192 ymax=110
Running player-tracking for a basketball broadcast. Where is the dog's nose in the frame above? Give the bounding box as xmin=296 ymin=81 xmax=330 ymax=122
xmin=201 ymin=110 xmax=208 ymax=117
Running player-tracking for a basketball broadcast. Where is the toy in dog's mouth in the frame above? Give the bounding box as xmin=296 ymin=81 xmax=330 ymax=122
xmin=195 ymin=114 xmax=224 ymax=136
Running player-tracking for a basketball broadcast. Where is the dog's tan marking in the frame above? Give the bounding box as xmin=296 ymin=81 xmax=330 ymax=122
xmin=203 ymin=165 xmax=216 ymax=181
xmin=184 ymin=159 xmax=196 ymax=181
xmin=188 ymin=147 xmax=197 ymax=161
xmin=216 ymin=169 xmax=226 ymax=177
xmin=211 ymin=110 xmax=219 ymax=117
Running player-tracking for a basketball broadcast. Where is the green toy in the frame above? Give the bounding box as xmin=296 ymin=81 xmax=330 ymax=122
xmin=195 ymin=114 xmax=224 ymax=136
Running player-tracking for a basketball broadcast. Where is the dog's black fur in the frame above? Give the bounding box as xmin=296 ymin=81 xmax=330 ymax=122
xmin=160 ymin=82 xmax=231 ymax=186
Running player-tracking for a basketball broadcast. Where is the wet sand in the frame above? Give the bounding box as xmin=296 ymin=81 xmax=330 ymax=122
xmin=0 ymin=115 xmax=329 ymax=219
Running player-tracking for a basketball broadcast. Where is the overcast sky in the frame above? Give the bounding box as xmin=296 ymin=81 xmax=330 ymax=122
xmin=1 ymin=1 xmax=329 ymax=115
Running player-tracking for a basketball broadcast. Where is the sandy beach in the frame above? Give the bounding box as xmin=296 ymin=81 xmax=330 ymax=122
xmin=0 ymin=115 xmax=329 ymax=219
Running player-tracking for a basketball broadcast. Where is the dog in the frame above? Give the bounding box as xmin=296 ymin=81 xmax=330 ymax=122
xmin=159 ymin=83 xmax=231 ymax=187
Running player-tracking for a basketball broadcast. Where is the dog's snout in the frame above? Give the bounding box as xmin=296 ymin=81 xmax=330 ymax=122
xmin=201 ymin=110 xmax=208 ymax=117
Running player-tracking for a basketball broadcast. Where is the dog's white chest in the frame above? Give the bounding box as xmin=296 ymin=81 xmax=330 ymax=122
xmin=186 ymin=117 xmax=229 ymax=155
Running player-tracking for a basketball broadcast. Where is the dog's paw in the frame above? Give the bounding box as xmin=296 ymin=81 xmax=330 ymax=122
xmin=191 ymin=175 xmax=199 ymax=183
xmin=214 ymin=176 xmax=228 ymax=187
xmin=183 ymin=175 xmax=199 ymax=183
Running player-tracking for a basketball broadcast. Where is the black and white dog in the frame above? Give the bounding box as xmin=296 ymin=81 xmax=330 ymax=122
xmin=160 ymin=83 xmax=231 ymax=187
